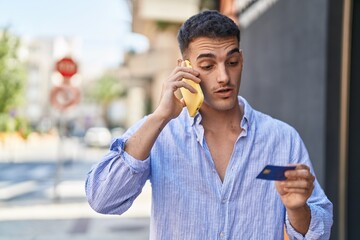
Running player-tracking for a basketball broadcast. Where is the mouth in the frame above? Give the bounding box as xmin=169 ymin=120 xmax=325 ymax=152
xmin=214 ymin=87 xmax=234 ymax=98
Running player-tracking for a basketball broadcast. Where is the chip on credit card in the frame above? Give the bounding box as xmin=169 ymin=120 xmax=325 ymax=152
xmin=256 ymin=165 xmax=296 ymax=181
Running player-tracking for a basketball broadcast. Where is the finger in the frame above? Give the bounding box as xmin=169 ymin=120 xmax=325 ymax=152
xmin=165 ymin=80 xmax=197 ymax=94
xmin=180 ymin=98 xmax=186 ymax=106
xmin=282 ymin=188 xmax=310 ymax=194
xmin=282 ymin=179 xmax=314 ymax=189
xmin=172 ymin=65 xmax=199 ymax=76
xmin=285 ymin=169 xmax=314 ymax=180
xmin=179 ymin=81 xmax=197 ymax=93
xmin=285 ymin=164 xmax=310 ymax=171
xmin=295 ymin=164 xmax=310 ymax=171
xmin=180 ymin=72 xmax=201 ymax=83
xmin=175 ymin=61 xmax=200 ymax=77
xmin=169 ymin=70 xmax=201 ymax=84
xmin=275 ymin=181 xmax=287 ymax=195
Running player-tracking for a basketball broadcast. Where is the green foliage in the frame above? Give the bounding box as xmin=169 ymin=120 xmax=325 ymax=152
xmin=156 ymin=21 xmax=172 ymax=31
xmin=0 ymin=28 xmax=28 ymax=134
xmin=0 ymin=28 xmax=26 ymax=114
xmin=84 ymin=72 xmax=127 ymax=128
xmin=87 ymin=73 xmax=127 ymax=103
xmin=0 ymin=113 xmax=30 ymax=138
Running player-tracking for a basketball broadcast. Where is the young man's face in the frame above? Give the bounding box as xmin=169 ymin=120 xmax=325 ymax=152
xmin=185 ymin=36 xmax=243 ymax=113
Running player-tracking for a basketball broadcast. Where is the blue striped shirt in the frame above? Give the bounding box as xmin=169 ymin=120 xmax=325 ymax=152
xmin=86 ymin=96 xmax=332 ymax=239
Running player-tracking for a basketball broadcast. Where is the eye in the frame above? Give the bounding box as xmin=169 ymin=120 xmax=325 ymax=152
xmin=227 ymin=61 xmax=239 ymax=66
xmin=200 ymin=65 xmax=213 ymax=70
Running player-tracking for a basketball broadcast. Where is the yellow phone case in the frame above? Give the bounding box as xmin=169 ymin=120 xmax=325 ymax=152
xmin=180 ymin=60 xmax=204 ymax=117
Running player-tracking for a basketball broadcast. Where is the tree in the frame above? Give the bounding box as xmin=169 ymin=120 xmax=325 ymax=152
xmin=86 ymin=72 xmax=127 ymax=128
xmin=0 ymin=28 xmax=27 ymax=134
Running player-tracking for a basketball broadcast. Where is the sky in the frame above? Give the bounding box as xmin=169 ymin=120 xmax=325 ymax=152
xmin=0 ymin=0 xmax=148 ymax=78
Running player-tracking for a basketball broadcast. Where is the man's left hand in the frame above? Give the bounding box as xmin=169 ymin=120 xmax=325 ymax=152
xmin=275 ymin=164 xmax=315 ymax=210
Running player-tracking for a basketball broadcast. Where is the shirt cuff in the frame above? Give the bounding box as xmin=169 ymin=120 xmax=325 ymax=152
xmin=110 ymin=137 xmax=150 ymax=174
xmin=285 ymin=204 xmax=325 ymax=239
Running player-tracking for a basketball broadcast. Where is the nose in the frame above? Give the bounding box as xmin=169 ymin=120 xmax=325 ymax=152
xmin=216 ymin=64 xmax=230 ymax=85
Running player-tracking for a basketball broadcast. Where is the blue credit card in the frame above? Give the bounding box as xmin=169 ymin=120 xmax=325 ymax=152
xmin=256 ymin=165 xmax=296 ymax=181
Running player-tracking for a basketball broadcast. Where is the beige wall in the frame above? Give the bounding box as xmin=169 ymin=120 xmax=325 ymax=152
xmin=122 ymin=0 xmax=200 ymax=123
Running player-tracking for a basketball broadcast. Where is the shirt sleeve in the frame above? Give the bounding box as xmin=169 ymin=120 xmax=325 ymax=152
xmin=285 ymin=182 xmax=333 ymax=239
xmin=85 ymin=119 xmax=151 ymax=215
xmin=285 ymin=130 xmax=333 ymax=239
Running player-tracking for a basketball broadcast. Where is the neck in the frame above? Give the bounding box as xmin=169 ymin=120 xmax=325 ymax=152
xmin=200 ymin=104 xmax=243 ymax=133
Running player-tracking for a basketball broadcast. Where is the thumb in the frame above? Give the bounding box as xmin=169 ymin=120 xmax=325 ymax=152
xmin=275 ymin=181 xmax=286 ymax=195
xmin=180 ymin=98 xmax=186 ymax=107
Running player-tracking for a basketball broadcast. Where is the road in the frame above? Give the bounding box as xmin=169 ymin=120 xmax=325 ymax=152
xmin=0 ymin=135 xmax=151 ymax=240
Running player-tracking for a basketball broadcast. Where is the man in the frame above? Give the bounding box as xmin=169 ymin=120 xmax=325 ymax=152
xmin=86 ymin=10 xmax=333 ymax=239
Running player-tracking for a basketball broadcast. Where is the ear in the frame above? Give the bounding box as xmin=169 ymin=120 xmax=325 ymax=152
xmin=177 ymin=58 xmax=182 ymax=66
xmin=182 ymin=50 xmax=189 ymax=61
xmin=177 ymin=50 xmax=187 ymax=66
xmin=239 ymin=49 xmax=244 ymax=66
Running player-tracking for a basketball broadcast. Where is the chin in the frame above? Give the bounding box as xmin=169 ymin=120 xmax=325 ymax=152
xmin=205 ymin=97 xmax=238 ymax=112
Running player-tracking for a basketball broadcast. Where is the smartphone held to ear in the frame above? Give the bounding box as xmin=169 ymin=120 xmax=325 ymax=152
xmin=180 ymin=60 xmax=204 ymax=117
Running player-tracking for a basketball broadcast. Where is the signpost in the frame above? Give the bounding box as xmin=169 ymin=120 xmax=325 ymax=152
xmin=56 ymin=57 xmax=78 ymax=78
xmin=50 ymin=85 xmax=80 ymax=111
xmin=51 ymin=56 xmax=80 ymax=200
xmin=50 ymin=57 xmax=80 ymax=111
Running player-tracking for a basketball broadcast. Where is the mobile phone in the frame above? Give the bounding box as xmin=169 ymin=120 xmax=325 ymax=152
xmin=180 ymin=60 xmax=204 ymax=117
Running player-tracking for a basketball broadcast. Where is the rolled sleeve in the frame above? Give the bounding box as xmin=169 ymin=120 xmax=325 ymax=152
xmin=85 ymin=136 xmax=150 ymax=215
xmin=110 ymin=138 xmax=150 ymax=174
xmin=285 ymin=203 xmax=332 ymax=239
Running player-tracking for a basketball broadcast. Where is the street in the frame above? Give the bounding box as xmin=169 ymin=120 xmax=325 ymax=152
xmin=0 ymin=135 xmax=151 ymax=240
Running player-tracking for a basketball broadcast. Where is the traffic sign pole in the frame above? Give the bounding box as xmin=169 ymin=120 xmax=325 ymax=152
xmin=51 ymin=56 xmax=80 ymax=201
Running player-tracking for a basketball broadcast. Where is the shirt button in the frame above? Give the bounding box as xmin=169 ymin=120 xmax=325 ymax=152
xmin=221 ymin=197 xmax=227 ymax=204
xmin=212 ymin=169 xmax=216 ymax=173
xmin=220 ymin=231 xmax=225 ymax=238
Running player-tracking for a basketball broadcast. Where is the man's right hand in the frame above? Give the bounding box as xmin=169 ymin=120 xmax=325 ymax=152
xmin=124 ymin=61 xmax=201 ymax=160
xmin=154 ymin=60 xmax=201 ymax=121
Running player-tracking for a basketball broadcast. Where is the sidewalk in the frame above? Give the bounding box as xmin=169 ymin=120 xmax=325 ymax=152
xmin=0 ymin=183 xmax=151 ymax=240
xmin=0 ymin=134 xmax=151 ymax=240
xmin=0 ymin=217 xmax=149 ymax=240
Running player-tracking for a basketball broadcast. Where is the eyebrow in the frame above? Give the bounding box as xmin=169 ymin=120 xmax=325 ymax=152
xmin=196 ymin=48 xmax=240 ymax=60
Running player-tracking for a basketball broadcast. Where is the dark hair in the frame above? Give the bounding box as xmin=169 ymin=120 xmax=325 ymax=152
xmin=177 ymin=10 xmax=240 ymax=55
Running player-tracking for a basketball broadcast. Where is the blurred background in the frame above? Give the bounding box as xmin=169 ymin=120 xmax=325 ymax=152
xmin=0 ymin=0 xmax=358 ymax=239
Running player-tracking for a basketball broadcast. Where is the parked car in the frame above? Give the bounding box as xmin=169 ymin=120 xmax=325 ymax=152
xmin=110 ymin=127 xmax=126 ymax=139
xmin=84 ymin=127 xmax=112 ymax=148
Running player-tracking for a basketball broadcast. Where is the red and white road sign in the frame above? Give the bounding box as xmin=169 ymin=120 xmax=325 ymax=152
xmin=56 ymin=57 xmax=78 ymax=78
xmin=50 ymin=85 xmax=80 ymax=111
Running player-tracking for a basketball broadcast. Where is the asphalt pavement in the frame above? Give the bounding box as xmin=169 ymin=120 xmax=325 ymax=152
xmin=0 ymin=135 xmax=151 ymax=240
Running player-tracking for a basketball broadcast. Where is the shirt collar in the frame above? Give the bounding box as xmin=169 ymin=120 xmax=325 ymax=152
xmin=187 ymin=96 xmax=254 ymax=131
xmin=238 ymin=96 xmax=251 ymax=136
